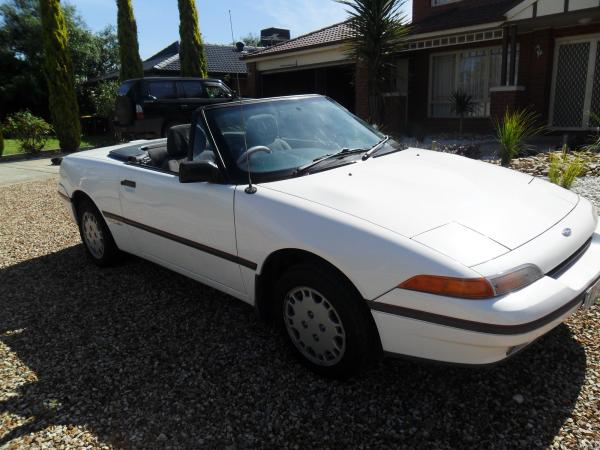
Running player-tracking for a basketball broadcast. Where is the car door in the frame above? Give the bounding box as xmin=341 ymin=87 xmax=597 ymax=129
xmin=177 ymin=80 xmax=207 ymax=113
xmin=116 ymin=158 xmax=246 ymax=298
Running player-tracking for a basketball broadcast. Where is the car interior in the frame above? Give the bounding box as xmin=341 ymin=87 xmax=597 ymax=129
xmin=109 ymin=124 xmax=216 ymax=174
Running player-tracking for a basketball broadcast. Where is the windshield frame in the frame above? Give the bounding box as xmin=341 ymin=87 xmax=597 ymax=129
xmin=200 ymin=95 xmax=384 ymax=184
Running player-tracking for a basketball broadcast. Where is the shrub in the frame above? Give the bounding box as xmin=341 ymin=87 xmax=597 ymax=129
xmin=178 ymin=0 xmax=208 ymax=77
xmin=449 ymin=90 xmax=476 ymax=136
xmin=548 ymin=146 xmax=585 ymax=190
xmin=89 ymin=80 xmax=119 ymax=120
xmin=0 ymin=126 xmax=4 ymax=156
xmin=585 ymin=112 xmax=600 ymax=152
xmin=40 ymin=0 xmax=81 ymax=152
xmin=116 ymin=0 xmax=144 ymax=81
xmin=495 ymin=109 xmax=544 ymax=167
xmin=4 ymin=111 xmax=53 ymax=154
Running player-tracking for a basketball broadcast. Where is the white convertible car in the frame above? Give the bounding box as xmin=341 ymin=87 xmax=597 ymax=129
xmin=58 ymin=95 xmax=600 ymax=377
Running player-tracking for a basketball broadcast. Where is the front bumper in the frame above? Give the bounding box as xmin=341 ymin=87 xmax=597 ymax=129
xmin=369 ymin=222 xmax=600 ymax=365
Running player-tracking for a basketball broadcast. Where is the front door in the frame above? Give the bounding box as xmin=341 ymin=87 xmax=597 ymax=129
xmin=115 ymin=163 xmax=247 ymax=298
xmin=550 ymin=35 xmax=600 ymax=129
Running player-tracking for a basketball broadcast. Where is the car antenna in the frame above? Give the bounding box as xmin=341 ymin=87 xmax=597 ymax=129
xmin=229 ymin=10 xmax=256 ymax=194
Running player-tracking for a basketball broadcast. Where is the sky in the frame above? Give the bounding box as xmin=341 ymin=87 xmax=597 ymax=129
xmin=68 ymin=0 xmax=413 ymax=59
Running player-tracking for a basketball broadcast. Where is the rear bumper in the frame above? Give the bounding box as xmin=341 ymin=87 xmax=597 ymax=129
xmin=370 ymin=221 xmax=600 ymax=365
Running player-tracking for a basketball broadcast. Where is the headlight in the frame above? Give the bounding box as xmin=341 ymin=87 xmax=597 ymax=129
xmin=398 ymin=264 xmax=543 ymax=300
xmin=487 ymin=264 xmax=544 ymax=297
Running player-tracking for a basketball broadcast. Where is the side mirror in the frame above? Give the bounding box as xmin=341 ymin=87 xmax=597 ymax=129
xmin=179 ymin=160 xmax=221 ymax=184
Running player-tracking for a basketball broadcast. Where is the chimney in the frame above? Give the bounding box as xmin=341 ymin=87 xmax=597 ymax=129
xmin=260 ymin=27 xmax=291 ymax=47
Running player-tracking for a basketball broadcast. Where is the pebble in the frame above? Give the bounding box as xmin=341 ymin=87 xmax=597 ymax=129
xmin=0 ymin=178 xmax=598 ymax=450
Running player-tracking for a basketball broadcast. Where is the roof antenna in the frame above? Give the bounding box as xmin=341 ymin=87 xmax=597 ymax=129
xmin=229 ymin=10 xmax=256 ymax=194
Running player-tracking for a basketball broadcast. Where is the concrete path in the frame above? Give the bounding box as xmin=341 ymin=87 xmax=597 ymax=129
xmin=0 ymin=157 xmax=61 ymax=187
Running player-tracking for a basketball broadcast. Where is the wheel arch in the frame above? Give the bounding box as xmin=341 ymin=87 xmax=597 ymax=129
xmin=71 ymin=190 xmax=100 ymax=224
xmin=255 ymin=248 xmax=368 ymax=322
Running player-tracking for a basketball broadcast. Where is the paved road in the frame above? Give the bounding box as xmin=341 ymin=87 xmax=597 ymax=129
xmin=0 ymin=157 xmax=60 ymax=187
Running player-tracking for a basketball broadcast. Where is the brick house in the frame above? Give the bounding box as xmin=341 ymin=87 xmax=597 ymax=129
xmin=245 ymin=0 xmax=600 ymax=134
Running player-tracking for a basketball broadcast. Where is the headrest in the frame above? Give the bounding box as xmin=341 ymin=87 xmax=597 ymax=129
xmin=167 ymin=124 xmax=191 ymax=158
xmin=246 ymin=114 xmax=278 ymax=148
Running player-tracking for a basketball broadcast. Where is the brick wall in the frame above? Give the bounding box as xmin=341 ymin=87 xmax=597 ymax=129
xmin=517 ymin=30 xmax=554 ymax=122
xmin=490 ymin=88 xmax=528 ymax=120
xmin=246 ymin=62 xmax=259 ymax=98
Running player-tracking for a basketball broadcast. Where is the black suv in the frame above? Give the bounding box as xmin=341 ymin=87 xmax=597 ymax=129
xmin=115 ymin=77 xmax=235 ymax=138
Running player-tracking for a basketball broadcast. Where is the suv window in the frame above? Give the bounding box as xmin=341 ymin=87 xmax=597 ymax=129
xmin=179 ymin=81 xmax=204 ymax=98
xmin=146 ymin=81 xmax=177 ymax=99
xmin=118 ymin=80 xmax=135 ymax=96
xmin=205 ymin=83 xmax=231 ymax=99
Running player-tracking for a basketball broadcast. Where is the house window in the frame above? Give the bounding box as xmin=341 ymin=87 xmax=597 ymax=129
xmin=429 ymin=47 xmax=514 ymax=118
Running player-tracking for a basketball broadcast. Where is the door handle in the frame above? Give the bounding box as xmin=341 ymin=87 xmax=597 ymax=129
xmin=121 ymin=180 xmax=136 ymax=188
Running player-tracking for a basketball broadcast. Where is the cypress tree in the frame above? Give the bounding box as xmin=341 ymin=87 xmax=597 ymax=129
xmin=116 ymin=0 xmax=143 ymax=81
xmin=39 ymin=0 xmax=81 ymax=152
xmin=178 ymin=0 xmax=208 ymax=78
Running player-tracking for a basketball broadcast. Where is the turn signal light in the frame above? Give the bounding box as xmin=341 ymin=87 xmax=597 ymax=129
xmin=398 ymin=275 xmax=495 ymax=300
xmin=399 ymin=265 xmax=544 ymax=300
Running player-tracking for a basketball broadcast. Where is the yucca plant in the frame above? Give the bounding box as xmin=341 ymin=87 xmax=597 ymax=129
xmin=495 ymin=109 xmax=544 ymax=167
xmin=548 ymin=146 xmax=585 ymax=189
xmin=449 ymin=90 xmax=476 ymax=136
xmin=338 ymin=0 xmax=408 ymax=124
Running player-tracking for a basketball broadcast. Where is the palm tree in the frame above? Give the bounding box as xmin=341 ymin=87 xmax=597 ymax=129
xmin=337 ymin=0 xmax=408 ymax=124
xmin=449 ymin=90 xmax=476 ymax=136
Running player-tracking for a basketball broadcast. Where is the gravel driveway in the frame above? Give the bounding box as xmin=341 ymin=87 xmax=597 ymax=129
xmin=0 ymin=179 xmax=599 ymax=450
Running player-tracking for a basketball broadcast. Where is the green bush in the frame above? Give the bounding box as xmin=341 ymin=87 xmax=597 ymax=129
xmin=117 ymin=0 xmax=144 ymax=81
xmin=4 ymin=111 xmax=53 ymax=154
xmin=548 ymin=146 xmax=585 ymax=190
xmin=495 ymin=109 xmax=544 ymax=167
xmin=40 ymin=0 xmax=81 ymax=152
xmin=178 ymin=0 xmax=208 ymax=77
xmin=585 ymin=112 xmax=600 ymax=152
xmin=89 ymin=80 xmax=119 ymax=120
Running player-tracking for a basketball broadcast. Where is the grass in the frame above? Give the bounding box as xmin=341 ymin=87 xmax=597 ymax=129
xmin=1 ymin=135 xmax=117 ymax=157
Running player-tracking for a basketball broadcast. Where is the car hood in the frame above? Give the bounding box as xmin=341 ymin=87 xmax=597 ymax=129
xmin=264 ymin=149 xmax=578 ymax=263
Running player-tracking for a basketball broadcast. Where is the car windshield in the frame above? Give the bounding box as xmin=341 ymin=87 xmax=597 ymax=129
xmin=204 ymin=96 xmax=383 ymax=178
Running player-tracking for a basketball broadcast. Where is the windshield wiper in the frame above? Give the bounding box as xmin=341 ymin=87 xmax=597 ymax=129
xmin=361 ymin=136 xmax=390 ymax=160
xmin=294 ymin=148 xmax=367 ymax=175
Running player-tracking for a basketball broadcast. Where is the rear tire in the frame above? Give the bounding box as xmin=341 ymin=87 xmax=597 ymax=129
xmin=274 ymin=263 xmax=381 ymax=378
xmin=77 ymin=199 xmax=120 ymax=267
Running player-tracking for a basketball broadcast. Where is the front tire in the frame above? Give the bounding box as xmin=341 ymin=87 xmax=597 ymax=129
xmin=274 ymin=263 xmax=381 ymax=378
xmin=77 ymin=199 xmax=120 ymax=267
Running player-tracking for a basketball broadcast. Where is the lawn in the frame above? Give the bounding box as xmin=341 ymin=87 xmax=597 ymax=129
xmin=1 ymin=135 xmax=117 ymax=157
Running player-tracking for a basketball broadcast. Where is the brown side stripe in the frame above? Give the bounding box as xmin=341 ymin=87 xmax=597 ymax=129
xmin=102 ymin=211 xmax=258 ymax=270
xmin=367 ymin=294 xmax=585 ymax=335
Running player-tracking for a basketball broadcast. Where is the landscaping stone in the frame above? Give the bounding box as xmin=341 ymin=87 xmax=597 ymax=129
xmin=0 ymin=178 xmax=598 ymax=449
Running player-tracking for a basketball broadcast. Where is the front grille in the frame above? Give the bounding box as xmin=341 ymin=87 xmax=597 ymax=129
xmin=547 ymin=238 xmax=593 ymax=279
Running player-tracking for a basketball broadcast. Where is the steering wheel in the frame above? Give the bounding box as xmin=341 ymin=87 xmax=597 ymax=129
xmin=236 ymin=146 xmax=272 ymax=166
